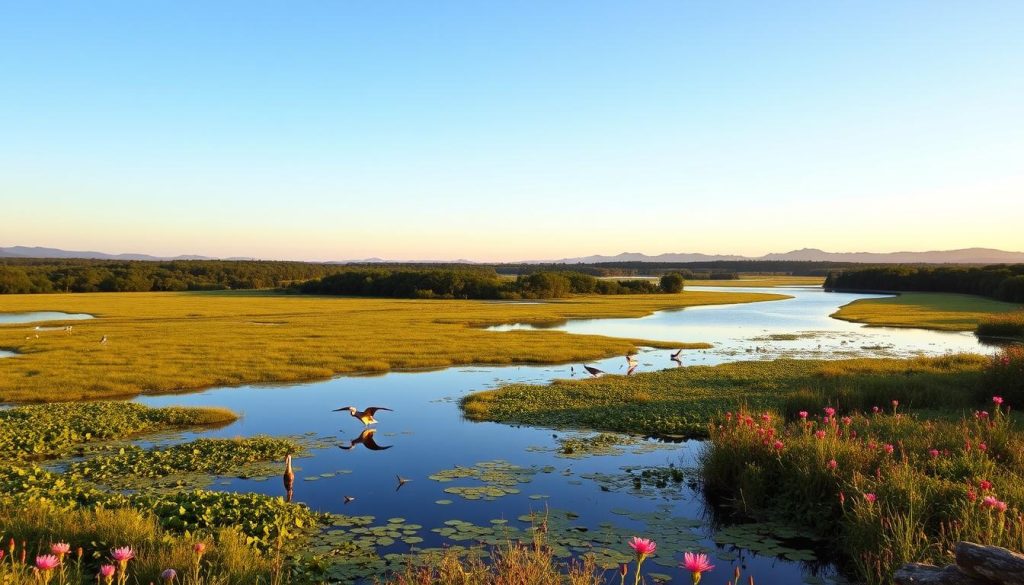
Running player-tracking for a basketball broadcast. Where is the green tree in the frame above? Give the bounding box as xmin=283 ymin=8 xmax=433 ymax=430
xmin=659 ymin=273 xmax=685 ymax=293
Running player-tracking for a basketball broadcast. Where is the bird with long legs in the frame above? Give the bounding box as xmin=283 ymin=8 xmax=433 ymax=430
xmin=282 ymin=454 xmax=295 ymax=502
xmin=670 ymin=348 xmax=683 ymax=360
xmin=334 ymin=405 xmax=392 ymax=426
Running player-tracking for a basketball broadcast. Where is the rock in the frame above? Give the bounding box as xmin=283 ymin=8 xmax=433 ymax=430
xmin=955 ymin=542 xmax=1024 ymax=585
xmin=894 ymin=563 xmax=994 ymax=585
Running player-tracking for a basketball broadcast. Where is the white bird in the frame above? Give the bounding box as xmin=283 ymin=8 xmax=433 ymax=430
xmin=100 ymin=335 xmax=108 ymax=344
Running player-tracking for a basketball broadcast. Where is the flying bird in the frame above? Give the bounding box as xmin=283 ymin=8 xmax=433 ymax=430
xmin=395 ymin=475 xmax=412 ymax=491
xmin=333 ymin=406 xmax=393 ymax=426
xmin=338 ymin=428 xmax=392 ymax=451
xmin=99 ymin=335 xmax=108 ymax=344
xmin=343 ymin=495 xmax=356 ymax=505
xmin=582 ymin=365 xmax=604 ymax=378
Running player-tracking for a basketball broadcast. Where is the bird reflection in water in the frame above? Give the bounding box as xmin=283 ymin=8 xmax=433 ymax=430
xmin=338 ymin=428 xmax=392 ymax=451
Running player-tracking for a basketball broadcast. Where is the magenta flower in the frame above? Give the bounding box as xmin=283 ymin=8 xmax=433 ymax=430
xmin=872 ymin=406 xmax=880 ymax=413
xmin=929 ymin=449 xmax=939 ymax=458
xmin=681 ymin=551 xmax=716 ymax=584
xmin=99 ymin=564 xmax=116 ymax=585
xmin=892 ymin=399 xmax=899 ymax=407
xmin=111 ymin=547 xmax=134 ymax=563
xmin=827 ymin=459 xmax=838 ymax=470
xmin=814 ymin=430 xmax=826 ymax=440
xmin=982 ymin=495 xmax=999 ymax=508
xmin=628 ymin=537 xmax=656 ymax=558
xmin=980 ymin=480 xmax=993 ymax=491
xmin=35 ymin=554 xmax=60 ymax=571
xmin=864 ymin=493 xmax=877 ymax=503
xmin=823 ymin=407 xmax=836 ymax=417
xmin=993 ymin=396 xmax=1004 ymax=405
xmin=798 ymin=411 xmax=808 ymax=419
xmin=193 ymin=542 xmax=206 ymax=555
xmin=772 ymin=440 xmax=784 ymax=451
xmin=884 ymin=444 xmax=894 ymax=454
xmin=50 ymin=542 xmax=70 ymax=557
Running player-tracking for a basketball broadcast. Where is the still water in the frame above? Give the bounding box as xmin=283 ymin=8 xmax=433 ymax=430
xmin=0 ymin=311 xmax=95 ymax=357
xmin=134 ymin=288 xmax=993 ymax=584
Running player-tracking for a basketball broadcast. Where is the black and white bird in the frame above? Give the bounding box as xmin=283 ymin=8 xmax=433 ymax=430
xmin=582 ymin=365 xmax=604 ymax=378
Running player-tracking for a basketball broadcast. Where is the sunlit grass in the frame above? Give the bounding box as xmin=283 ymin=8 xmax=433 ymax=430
xmin=461 ymin=355 xmax=989 ymax=437
xmin=830 ymin=292 xmax=1022 ymax=331
xmin=0 ymin=290 xmax=785 ymax=402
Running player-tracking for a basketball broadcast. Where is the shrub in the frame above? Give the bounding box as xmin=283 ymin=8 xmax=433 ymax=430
xmin=659 ymin=273 xmax=685 ymax=293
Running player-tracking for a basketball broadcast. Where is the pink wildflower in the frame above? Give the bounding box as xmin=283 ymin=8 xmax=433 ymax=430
xmin=35 ymin=554 xmax=60 ymax=571
xmin=681 ymin=552 xmax=716 ymax=584
xmin=864 ymin=493 xmax=877 ymax=503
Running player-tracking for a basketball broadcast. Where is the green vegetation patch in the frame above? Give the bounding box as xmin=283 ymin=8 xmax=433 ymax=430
xmin=830 ymin=292 xmax=1022 ymax=331
xmin=68 ymin=436 xmax=299 ymax=490
xmin=462 ymin=355 xmax=988 ymax=437
xmin=428 ymin=460 xmax=544 ymax=501
xmin=0 ymin=402 xmax=237 ymax=461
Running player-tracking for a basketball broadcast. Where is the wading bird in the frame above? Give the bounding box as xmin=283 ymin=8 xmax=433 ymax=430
xmin=582 ymin=365 xmax=604 ymax=378
xmin=338 ymin=428 xmax=392 ymax=451
xmin=282 ymin=454 xmax=295 ymax=502
xmin=333 ymin=406 xmax=392 ymax=426
xmin=626 ymin=354 xmax=638 ymax=367
xmin=395 ymin=475 xmax=412 ymax=491
xmin=627 ymin=364 xmax=638 ymax=376
xmin=670 ymin=349 xmax=683 ymax=359
xmin=100 ymin=335 xmax=107 ymax=344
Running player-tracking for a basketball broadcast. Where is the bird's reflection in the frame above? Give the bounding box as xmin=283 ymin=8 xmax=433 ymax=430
xmin=338 ymin=428 xmax=392 ymax=451
xmin=282 ymin=453 xmax=295 ymax=502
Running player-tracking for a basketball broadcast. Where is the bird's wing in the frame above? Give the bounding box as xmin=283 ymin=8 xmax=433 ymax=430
xmin=364 ymin=407 xmax=392 ymax=416
xmin=363 ymin=434 xmax=392 ymax=451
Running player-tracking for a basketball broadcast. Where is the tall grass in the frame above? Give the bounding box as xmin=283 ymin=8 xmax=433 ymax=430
xmin=0 ymin=503 xmax=284 ymax=584
xmin=0 ymin=290 xmax=784 ymax=402
xmin=701 ymin=399 xmax=1024 ymax=584
xmin=830 ymin=292 xmax=1022 ymax=332
xmin=976 ymin=311 xmax=1024 ymax=339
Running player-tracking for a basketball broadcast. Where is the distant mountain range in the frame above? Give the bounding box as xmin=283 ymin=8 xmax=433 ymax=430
xmin=0 ymin=246 xmax=214 ymax=261
xmin=540 ymin=247 xmax=1024 ymax=265
xmin=2 ymin=245 xmax=1023 ymax=265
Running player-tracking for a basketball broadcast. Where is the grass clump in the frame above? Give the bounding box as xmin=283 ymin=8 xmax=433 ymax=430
xmin=977 ymin=311 xmax=1024 ymax=339
xmin=382 ymin=531 xmax=602 ymax=585
xmin=0 ymin=503 xmax=285 ymax=584
xmin=830 ymin=292 xmax=1022 ymax=332
xmin=0 ymin=290 xmax=786 ymax=402
xmin=0 ymin=402 xmax=238 ymax=461
xmin=985 ymin=346 xmax=1024 ymax=406
xmin=462 ymin=355 xmax=988 ymax=437
xmin=701 ymin=400 xmax=1024 ymax=585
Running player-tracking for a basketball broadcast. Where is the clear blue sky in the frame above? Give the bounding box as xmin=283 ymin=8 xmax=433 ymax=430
xmin=2 ymin=1 xmax=1022 ymax=261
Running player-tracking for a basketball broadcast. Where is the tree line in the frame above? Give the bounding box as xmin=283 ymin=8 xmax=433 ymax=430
xmin=296 ymin=268 xmax=685 ymax=299
xmin=0 ymin=259 xmax=343 ymax=294
xmin=824 ymin=265 xmax=1024 ymax=303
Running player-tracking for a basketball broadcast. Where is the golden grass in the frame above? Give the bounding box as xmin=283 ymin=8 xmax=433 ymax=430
xmin=830 ymin=292 xmax=1023 ymax=331
xmin=0 ymin=289 xmax=786 ymax=402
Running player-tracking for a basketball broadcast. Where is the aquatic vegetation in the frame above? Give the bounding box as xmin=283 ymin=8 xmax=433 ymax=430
xmin=0 ymin=402 xmax=237 ymax=461
xmin=701 ymin=400 xmax=1024 ymax=584
xmin=0 ymin=289 xmax=783 ymax=402
xmin=68 ymin=437 xmax=299 ymax=490
xmin=428 ymin=460 xmax=541 ymax=501
xmin=462 ymin=356 xmax=988 ymax=437
xmin=976 ymin=311 xmax=1024 ymax=339
xmin=829 ymin=292 xmax=1021 ymax=331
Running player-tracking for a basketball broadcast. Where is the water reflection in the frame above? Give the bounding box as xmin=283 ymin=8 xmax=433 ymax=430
xmin=338 ymin=428 xmax=392 ymax=451
xmin=0 ymin=311 xmax=94 ymax=325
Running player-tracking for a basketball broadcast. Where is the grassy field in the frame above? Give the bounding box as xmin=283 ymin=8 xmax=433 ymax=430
xmin=830 ymin=292 xmax=1022 ymax=331
xmin=461 ymin=354 xmax=989 ymax=437
xmin=0 ymin=289 xmax=785 ymax=402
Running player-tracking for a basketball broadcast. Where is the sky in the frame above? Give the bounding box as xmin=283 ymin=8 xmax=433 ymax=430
xmin=1 ymin=1 xmax=1022 ymax=262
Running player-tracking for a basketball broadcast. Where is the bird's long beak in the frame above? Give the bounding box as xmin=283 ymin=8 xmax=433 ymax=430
xmin=332 ymin=406 xmax=352 ymax=412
